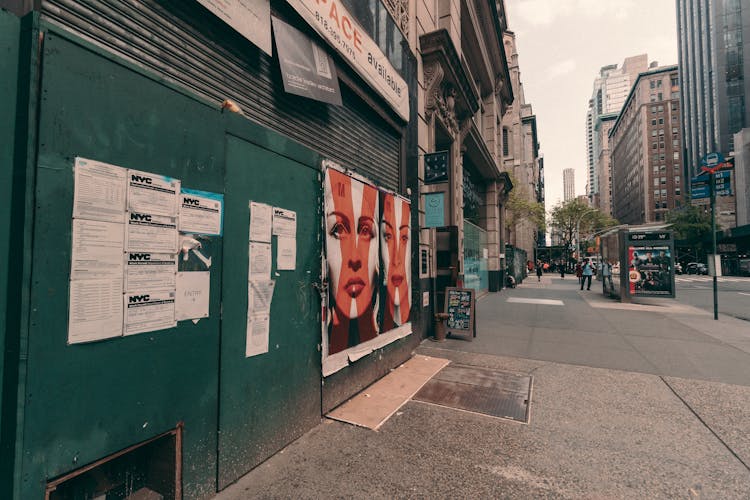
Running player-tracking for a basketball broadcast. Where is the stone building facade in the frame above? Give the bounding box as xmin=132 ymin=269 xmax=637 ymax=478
xmin=414 ymin=0 xmax=516 ymax=294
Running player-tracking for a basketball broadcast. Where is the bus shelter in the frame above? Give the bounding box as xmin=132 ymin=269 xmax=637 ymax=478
xmin=600 ymin=226 xmax=675 ymax=302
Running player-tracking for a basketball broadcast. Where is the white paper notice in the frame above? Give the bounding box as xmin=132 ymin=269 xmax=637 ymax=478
xmin=197 ymin=0 xmax=272 ymax=56
xmin=68 ymin=278 xmax=123 ymax=344
xmin=127 ymin=169 xmax=180 ymax=216
xmin=249 ymin=201 xmax=272 ymax=243
xmin=175 ymin=271 xmax=210 ymax=320
xmin=71 ymin=219 xmax=124 ymax=280
xmin=249 ymin=280 xmax=275 ymax=316
xmin=179 ymin=190 xmax=223 ymax=235
xmin=125 ymin=212 xmax=179 ymax=253
xmin=272 ymin=207 xmax=296 ymax=237
xmin=249 ymin=242 xmax=272 ymax=280
xmin=124 ymin=290 xmax=177 ymax=336
xmin=276 ymin=236 xmax=296 ymax=270
xmin=73 ymin=157 xmax=127 ymax=223
xmin=125 ymin=252 xmax=177 ymax=291
xmin=246 ymin=314 xmax=270 ymax=357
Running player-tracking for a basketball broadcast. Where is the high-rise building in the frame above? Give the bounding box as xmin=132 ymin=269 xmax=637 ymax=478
xmin=563 ymin=168 xmax=575 ymax=201
xmin=677 ymin=0 xmax=750 ymax=175
xmin=610 ymin=65 xmax=684 ymax=225
xmin=585 ymin=55 xmax=649 ymax=209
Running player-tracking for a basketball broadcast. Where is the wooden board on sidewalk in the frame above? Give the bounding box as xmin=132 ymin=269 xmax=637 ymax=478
xmin=326 ymin=355 xmax=450 ymax=430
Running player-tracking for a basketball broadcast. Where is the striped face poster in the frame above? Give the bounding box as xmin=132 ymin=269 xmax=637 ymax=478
xmin=324 ymin=168 xmax=380 ymax=355
xmin=323 ymin=168 xmax=412 ymax=356
xmin=380 ymin=192 xmax=411 ymax=331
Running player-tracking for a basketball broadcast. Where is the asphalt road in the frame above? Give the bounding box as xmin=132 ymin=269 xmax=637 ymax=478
xmin=675 ymin=275 xmax=750 ymax=321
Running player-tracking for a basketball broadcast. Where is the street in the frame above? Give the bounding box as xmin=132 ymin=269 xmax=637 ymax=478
xmin=217 ymin=277 xmax=750 ymax=499
xmin=675 ymin=275 xmax=750 ymax=321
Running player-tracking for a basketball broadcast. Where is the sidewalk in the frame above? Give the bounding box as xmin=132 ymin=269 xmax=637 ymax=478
xmin=216 ymin=279 xmax=750 ymax=499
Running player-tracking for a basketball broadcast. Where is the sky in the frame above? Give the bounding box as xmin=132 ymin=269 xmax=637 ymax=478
xmin=505 ymin=0 xmax=678 ymax=211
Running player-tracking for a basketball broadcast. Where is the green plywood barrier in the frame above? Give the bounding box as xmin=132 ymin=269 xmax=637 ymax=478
xmin=23 ymin=30 xmax=224 ymax=499
xmin=0 ymin=8 xmax=21 ymax=494
xmin=7 ymin=18 xmax=330 ymax=499
xmin=218 ymin=128 xmax=322 ymax=488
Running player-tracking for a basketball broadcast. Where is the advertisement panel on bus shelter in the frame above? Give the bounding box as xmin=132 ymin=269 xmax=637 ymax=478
xmin=627 ymin=244 xmax=674 ymax=297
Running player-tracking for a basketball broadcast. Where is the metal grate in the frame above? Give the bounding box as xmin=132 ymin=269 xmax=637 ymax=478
xmin=413 ymin=364 xmax=532 ymax=423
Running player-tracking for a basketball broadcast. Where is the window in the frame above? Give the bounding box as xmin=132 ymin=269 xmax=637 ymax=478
xmin=650 ymin=80 xmax=656 ymax=89
xmin=659 ymin=118 xmax=664 ymax=125
xmin=652 ymin=130 xmax=657 ymax=137
xmin=655 ymin=213 xmax=661 ymax=221
xmin=651 ymin=106 xmax=657 ymax=113
xmin=661 ymin=177 xmax=667 ymax=185
xmin=671 ymin=103 xmax=678 ymax=111
xmin=676 ymin=199 xmax=681 ymax=207
xmin=673 ymin=139 xmax=679 ymax=146
xmin=655 ymin=202 xmax=661 ymax=209
xmin=672 ymin=127 xmax=678 ymax=133
xmin=660 ymin=165 xmax=666 ymax=171
xmin=658 ymin=93 xmax=663 ymax=100
xmin=660 ymin=154 xmax=665 ymax=161
xmin=654 ymin=190 xmax=660 ymax=198
xmin=675 ymin=176 xmax=680 ymax=184
xmin=673 ymin=152 xmax=679 ymax=160
xmin=654 ymin=178 xmax=660 ymax=187
xmin=676 ymin=188 xmax=681 ymax=196
xmin=674 ymin=163 xmax=680 ymax=170
xmin=662 ymin=202 xmax=668 ymax=209
xmin=661 ymin=189 xmax=667 ymax=196
xmin=652 ymin=143 xmax=658 ymax=150
xmin=502 ymin=128 xmax=509 ymax=156
xmin=650 ymin=94 xmax=657 ymax=102
xmin=671 ymin=77 xmax=678 ymax=87
xmin=657 ymin=105 xmax=664 ymax=112
xmin=659 ymin=142 xmax=665 ymax=149
xmin=651 ymin=119 xmax=657 ymax=126
xmin=653 ymin=166 xmax=659 ymax=174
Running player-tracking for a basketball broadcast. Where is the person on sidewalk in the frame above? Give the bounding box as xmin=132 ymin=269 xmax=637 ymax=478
xmin=575 ymin=262 xmax=583 ymax=284
xmin=580 ymin=260 xmax=593 ymax=290
xmin=559 ymin=260 xmax=565 ymax=279
xmin=536 ymin=260 xmax=543 ymax=282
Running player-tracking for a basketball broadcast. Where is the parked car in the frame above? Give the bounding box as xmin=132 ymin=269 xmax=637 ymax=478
xmin=674 ymin=262 xmax=683 ymax=274
xmin=686 ymin=262 xmax=708 ymax=275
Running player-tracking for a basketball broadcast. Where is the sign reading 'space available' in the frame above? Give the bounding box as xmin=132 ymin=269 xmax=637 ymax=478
xmin=287 ymin=0 xmax=409 ymax=121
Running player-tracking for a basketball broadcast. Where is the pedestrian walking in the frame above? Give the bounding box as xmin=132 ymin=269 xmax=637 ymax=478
xmin=536 ymin=260 xmax=543 ymax=282
xmin=559 ymin=261 xmax=565 ymax=279
xmin=580 ymin=260 xmax=593 ymax=290
xmin=575 ymin=262 xmax=583 ymax=284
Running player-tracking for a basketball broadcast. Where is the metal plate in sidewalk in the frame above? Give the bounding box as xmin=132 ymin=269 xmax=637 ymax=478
xmin=413 ymin=364 xmax=532 ymax=423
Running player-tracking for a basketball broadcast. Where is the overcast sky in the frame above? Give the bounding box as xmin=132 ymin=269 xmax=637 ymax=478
xmin=505 ymin=0 xmax=678 ymax=211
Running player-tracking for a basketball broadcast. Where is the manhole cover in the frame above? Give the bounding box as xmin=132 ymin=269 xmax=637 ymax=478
xmin=413 ymin=364 xmax=532 ymax=423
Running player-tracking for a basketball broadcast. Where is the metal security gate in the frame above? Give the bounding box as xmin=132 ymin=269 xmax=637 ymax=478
xmin=40 ymin=0 xmax=402 ymax=190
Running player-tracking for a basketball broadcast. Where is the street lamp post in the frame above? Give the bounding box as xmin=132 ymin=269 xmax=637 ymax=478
xmin=576 ymin=208 xmax=596 ymax=263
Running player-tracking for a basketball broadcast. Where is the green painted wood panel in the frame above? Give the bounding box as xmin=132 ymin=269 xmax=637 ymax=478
xmin=22 ymin=30 xmax=224 ymax=499
xmin=0 ymin=8 xmax=21 ymax=494
xmin=218 ymin=131 xmax=322 ymax=488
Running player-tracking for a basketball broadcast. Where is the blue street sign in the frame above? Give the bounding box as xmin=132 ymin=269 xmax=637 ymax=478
xmin=691 ymin=185 xmax=710 ymax=199
xmin=714 ymin=170 xmax=731 ymax=180
xmin=700 ymin=152 xmax=725 ymax=168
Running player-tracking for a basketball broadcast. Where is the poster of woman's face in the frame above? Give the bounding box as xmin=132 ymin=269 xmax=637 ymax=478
xmin=380 ymin=192 xmax=411 ymax=331
xmin=324 ymin=168 xmax=380 ymax=355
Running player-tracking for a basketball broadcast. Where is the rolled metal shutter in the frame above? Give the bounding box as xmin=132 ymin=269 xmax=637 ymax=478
xmin=40 ymin=0 xmax=401 ymax=189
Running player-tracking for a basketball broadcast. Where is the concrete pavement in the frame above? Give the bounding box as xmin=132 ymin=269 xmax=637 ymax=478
xmin=216 ymin=275 xmax=750 ymax=499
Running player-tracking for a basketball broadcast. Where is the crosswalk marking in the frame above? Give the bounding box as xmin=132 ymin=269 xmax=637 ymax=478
xmin=676 ymin=276 xmax=749 ymax=282
xmin=507 ymin=297 xmax=565 ymax=306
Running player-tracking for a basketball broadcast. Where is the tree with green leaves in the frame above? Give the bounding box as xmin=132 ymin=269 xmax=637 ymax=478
xmin=549 ymin=199 xmax=618 ymax=259
xmin=666 ymin=204 xmax=711 ymax=262
xmin=503 ymin=173 xmax=546 ymax=245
